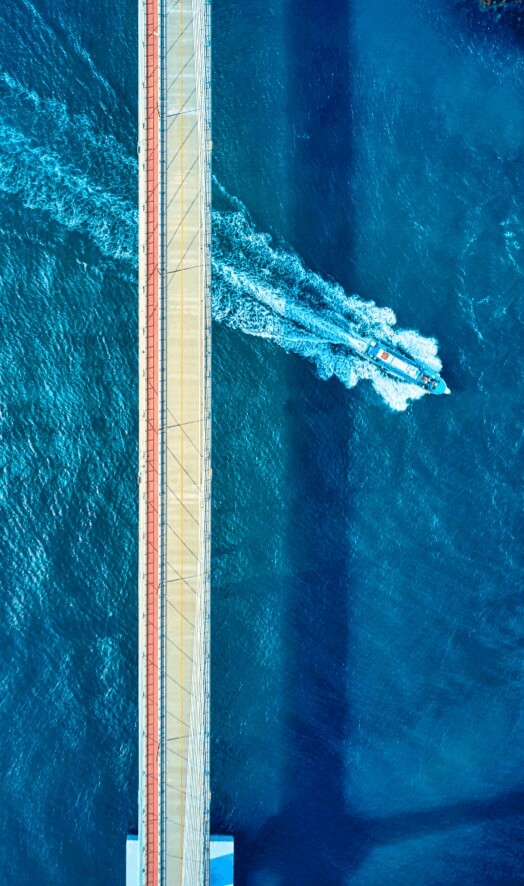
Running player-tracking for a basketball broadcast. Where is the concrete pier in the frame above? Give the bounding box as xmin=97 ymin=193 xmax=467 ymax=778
xmin=137 ymin=0 xmax=211 ymax=882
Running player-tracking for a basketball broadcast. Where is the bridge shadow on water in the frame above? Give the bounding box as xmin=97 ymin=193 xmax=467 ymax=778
xmin=231 ymin=351 xmax=524 ymax=885
xmin=237 ymin=764 xmax=524 ymax=883
xmin=232 ymin=0 xmax=357 ymax=879
xmin=284 ymin=0 xmax=356 ymax=288
xmin=224 ymin=0 xmax=524 ymax=882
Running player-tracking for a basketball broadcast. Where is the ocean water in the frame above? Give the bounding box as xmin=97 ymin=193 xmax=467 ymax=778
xmin=1 ymin=0 xmax=523 ymax=883
xmin=0 ymin=1 xmax=138 ymax=882
xmin=211 ymin=0 xmax=524 ymax=884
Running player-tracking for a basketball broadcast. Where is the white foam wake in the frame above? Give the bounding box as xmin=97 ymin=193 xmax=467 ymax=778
xmin=0 ymin=70 xmax=441 ymax=410
xmin=212 ymin=189 xmax=442 ymax=411
xmin=0 ymin=72 xmax=137 ymax=262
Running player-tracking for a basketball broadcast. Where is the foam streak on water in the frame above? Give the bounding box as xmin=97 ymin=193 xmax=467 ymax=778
xmin=212 ymin=187 xmax=442 ymax=411
xmin=0 ymin=64 xmax=439 ymax=415
xmin=0 ymin=71 xmax=137 ymax=262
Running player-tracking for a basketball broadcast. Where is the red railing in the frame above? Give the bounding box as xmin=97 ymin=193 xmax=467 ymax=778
xmin=145 ymin=0 xmax=160 ymax=881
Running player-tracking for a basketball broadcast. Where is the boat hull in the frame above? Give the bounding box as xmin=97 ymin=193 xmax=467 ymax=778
xmin=365 ymin=341 xmax=450 ymax=395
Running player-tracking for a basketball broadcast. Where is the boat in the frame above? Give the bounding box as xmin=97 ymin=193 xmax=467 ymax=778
xmin=365 ymin=340 xmax=450 ymax=395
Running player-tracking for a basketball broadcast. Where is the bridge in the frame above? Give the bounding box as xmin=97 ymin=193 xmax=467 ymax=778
xmin=133 ymin=0 xmax=212 ymax=881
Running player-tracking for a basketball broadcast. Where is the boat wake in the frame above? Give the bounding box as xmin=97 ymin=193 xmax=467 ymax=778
xmin=212 ymin=186 xmax=442 ymax=411
xmin=0 ymin=71 xmax=137 ymax=263
xmin=0 ymin=64 xmax=441 ymax=412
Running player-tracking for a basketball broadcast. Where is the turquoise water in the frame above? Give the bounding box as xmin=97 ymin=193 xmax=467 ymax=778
xmin=0 ymin=0 xmax=523 ymax=882
xmin=0 ymin=1 xmax=138 ymax=881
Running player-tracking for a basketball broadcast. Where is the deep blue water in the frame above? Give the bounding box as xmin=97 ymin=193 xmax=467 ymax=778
xmin=0 ymin=0 xmax=523 ymax=883
xmin=211 ymin=1 xmax=524 ymax=884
